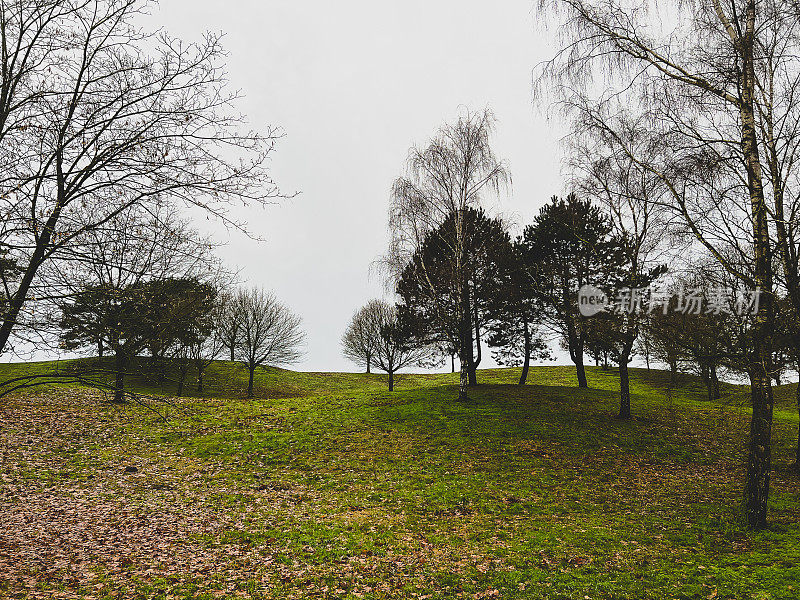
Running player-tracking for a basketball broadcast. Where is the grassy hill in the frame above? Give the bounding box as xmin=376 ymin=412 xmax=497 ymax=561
xmin=1 ymin=362 xmax=799 ymax=599
xmin=0 ymin=357 xmax=748 ymax=402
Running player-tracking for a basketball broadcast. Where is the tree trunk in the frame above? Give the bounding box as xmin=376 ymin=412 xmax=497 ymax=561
xmin=98 ymin=340 xmax=104 ymax=359
xmin=196 ymin=359 xmax=205 ymax=394
xmin=113 ymin=351 xmax=127 ymax=404
xmin=366 ymin=351 xmax=371 ymax=374
xmin=519 ymin=321 xmax=531 ymax=386
xmin=0 ymin=204 xmax=60 ymax=355
xmin=711 ymin=364 xmax=721 ymax=400
xmin=388 ymin=369 xmax=394 ymax=391
xmin=247 ymin=364 xmax=255 ymax=398
xmin=746 ymin=367 xmax=774 ymax=529
xmin=451 ymin=354 xmax=455 ymax=373
xmin=469 ymin=296 xmax=481 ymax=386
xmin=230 ymin=346 xmax=235 ymax=363
xmin=177 ymin=359 xmax=188 ymax=397
xmin=575 ymin=356 xmax=588 ymax=388
xmin=795 ymin=375 xmax=800 ymax=472
xmin=739 ymin=1 xmax=774 ymax=529
xmin=457 ymin=210 xmax=469 ymax=402
xmin=701 ymin=364 xmax=713 ymax=402
xmin=618 ymin=348 xmax=632 ymax=419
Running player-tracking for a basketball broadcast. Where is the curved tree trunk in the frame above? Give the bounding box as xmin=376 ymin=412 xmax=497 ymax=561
xmin=468 ymin=297 xmax=481 ymax=386
xmin=519 ymin=321 xmax=531 ymax=386
xmin=570 ymin=334 xmax=588 ymax=388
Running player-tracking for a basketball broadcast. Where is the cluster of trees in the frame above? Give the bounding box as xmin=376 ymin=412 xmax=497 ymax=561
xmin=52 ymin=206 xmax=305 ymax=401
xmin=534 ymin=0 xmax=800 ymax=529
xmin=0 ymin=0 xmax=304 ymax=400
xmin=343 ymin=99 xmax=800 ymax=531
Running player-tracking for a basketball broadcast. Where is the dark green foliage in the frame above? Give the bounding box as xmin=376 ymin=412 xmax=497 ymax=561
xmin=484 ymin=239 xmax=551 ymax=384
xmin=521 ymin=194 xmax=627 ymax=388
xmin=59 ymin=277 xmax=216 ymax=401
xmin=397 ymin=208 xmax=511 ymax=384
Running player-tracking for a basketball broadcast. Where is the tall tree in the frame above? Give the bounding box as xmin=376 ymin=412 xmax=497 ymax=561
xmin=572 ymin=123 xmax=668 ymax=417
xmin=396 ymin=207 xmax=511 ymax=387
xmin=0 ymin=0 xmax=280 ymax=359
xmin=484 ymin=239 xmax=550 ymax=385
xmin=387 ymin=110 xmax=508 ymax=401
xmin=521 ymin=194 xmax=624 ymax=389
xmin=536 ymin=0 xmax=784 ymax=528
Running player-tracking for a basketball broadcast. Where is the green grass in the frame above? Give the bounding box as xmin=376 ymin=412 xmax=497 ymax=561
xmin=1 ymin=362 xmax=799 ymax=599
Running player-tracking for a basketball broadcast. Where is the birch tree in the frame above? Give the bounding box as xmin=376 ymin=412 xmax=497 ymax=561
xmin=387 ymin=110 xmax=508 ymax=401
xmin=536 ymin=0 xmax=792 ymax=528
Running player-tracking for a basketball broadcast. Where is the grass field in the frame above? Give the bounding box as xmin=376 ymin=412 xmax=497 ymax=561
xmin=1 ymin=362 xmax=799 ymax=599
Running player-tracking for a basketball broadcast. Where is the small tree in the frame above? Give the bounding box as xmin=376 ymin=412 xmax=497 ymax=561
xmin=59 ymin=277 xmax=215 ymax=402
xmin=342 ymin=300 xmax=383 ymax=373
xmin=233 ymin=288 xmax=305 ymax=398
xmin=218 ymin=292 xmax=242 ymax=363
xmin=188 ymin=296 xmax=227 ymax=395
xmin=484 ymin=240 xmax=550 ymax=385
xmin=366 ymin=301 xmax=429 ymax=391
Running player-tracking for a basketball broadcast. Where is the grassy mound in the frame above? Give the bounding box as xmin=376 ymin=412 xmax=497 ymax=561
xmin=1 ymin=364 xmax=799 ymax=599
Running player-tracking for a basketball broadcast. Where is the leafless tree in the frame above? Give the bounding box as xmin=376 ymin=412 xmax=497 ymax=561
xmin=387 ymin=109 xmax=508 ymax=401
xmin=0 ymin=0 xmax=282 ymax=358
xmin=536 ymin=0 xmax=795 ymax=529
xmin=232 ymin=287 xmax=305 ymax=398
xmin=341 ymin=300 xmax=383 ymax=374
xmin=217 ymin=291 xmax=242 ymax=363
xmin=571 ymin=118 xmax=669 ymax=417
xmin=187 ymin=297 xmax=227 ymax=395
xmin=360 ymin=300 xmax=428 ymax=391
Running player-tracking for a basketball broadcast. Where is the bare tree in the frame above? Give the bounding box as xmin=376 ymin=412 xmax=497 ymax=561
xmin=387 ymin=109 xmax=508 ymax=401
xmin=571 ymin=121 xmax=668 ymax=417
xmin=188 ymin=297 xmax=227 ymax=395
xmin=233 ymin=287 xmax=305 ymax=398
xmin=363 ymin=300 xmax=429 ymax=391
xmin=218 ymin=291 xmax=242 ymax=363
xmin=0 ymin=0 xmax=282 ymax=358
xmin=341 ymin=300 xmax=383 ymax=374
xmin=536 ymin=0 xmax=789 ymax=529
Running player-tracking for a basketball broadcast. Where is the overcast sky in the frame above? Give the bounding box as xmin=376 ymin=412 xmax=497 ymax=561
xmin=153 ymin=0 xmax=567 ymax=372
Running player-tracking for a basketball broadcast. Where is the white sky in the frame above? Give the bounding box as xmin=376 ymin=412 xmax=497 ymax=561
xmin=153 ymin=0 xmax=567 ymax=372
